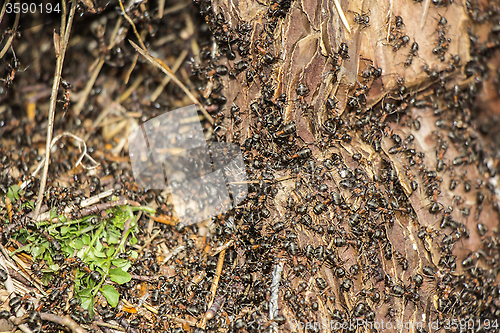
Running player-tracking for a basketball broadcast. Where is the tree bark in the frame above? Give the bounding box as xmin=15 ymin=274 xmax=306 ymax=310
xmin=198 ymin=0 xmax=500 ymax=331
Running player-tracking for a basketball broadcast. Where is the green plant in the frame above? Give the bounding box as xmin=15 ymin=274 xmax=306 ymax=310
xmin=4 ymin=187 xmax=154 ymax=316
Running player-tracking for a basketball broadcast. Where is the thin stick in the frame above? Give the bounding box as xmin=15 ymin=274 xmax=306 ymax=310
xmin=36 ymin=198 xmax=140 ymax=224
xmin=228 ymin=176 xmax=293 ymax=185
xmin=150 ymin=49 xmax=188 ymax=102
xmin=0 ymin=10 xmax=19 ymax=60
xmin=269 ymin=261 xmax=284 ymax=331
xmin=209 ymin=240 xmax=234 ymax=256
xmin=137 ymin=229 xmax=161 ymax=251
xmin=333 ymin=0 xmax=351 ymax=34
xmin=161 ymin=245 xmax=185 ymax=264
xmin=8 ymin=316 xmax=34 ymax=333
xmin=79 ymin=189 xmax=114 ymax=208
xmin=123 ymin=53 xmax=138 ymax=84
xmin=73 ymin=58 xmax=105 ymax=116
xmin=201 ymin=249 xmax=226 ymax=328
xmin=420 ymin=0 xmax=431 ymax=28
xmin=0 ymin=244 xmax=46 ymax=296
xmin=0 ymin=255 xmax=33 ymax=333
xmin=0 ymin=0 xmax=10 ymax=24
xmin=33 ymin=0 xmax=76 ymax=220
xmin=162 ymin=2 xmax=191 ymax=16
xmin=117 ymin=75 xmax=143 ymax=103
xmin=118 ymin=0 xmax=147 ymax=50
xmin=158 ymin=0 xmax=165 ymax=18
xmin=4 ymin=196 xmax=12 ymax=222
xmin=106 ymin=16 xmax=123 ymax=51
xmin=95 ymin=321 xmax=126 ymax=331
xmin=40 ymin=313 xmax=87 ymax=333
xmin=142 ymin=302 xmax=159 ymax=314
xmin=21 ymin=132 xmax=99 ymax=190
xmin=165 ymin=314 xmax=196 ymax=326
xmin=129 ymin=40 xmax=214 ymax=124
xmin=73 ymin=16 xmax=122 ymax=113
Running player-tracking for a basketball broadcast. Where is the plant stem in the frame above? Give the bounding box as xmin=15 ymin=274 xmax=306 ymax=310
xmin=33 ymin=0 xmax=77 ymax=220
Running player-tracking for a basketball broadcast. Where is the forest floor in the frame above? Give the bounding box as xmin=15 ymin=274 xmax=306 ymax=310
xmin=0 ymin=1 xmax=221 ymax=332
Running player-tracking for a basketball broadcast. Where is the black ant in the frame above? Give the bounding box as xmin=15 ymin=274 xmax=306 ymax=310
xmin=59 ymin=79 xmax=72 ymax=118
xmin=1 ymin=49 xmax=20 ymax=89
xmin=404 ymin=41 xmax=419 ymax=67
xmin=388 ymin=15 xmax=405 ymax=42
xmin=350 ymin=10 xmax=370 ymax=28
xmin=359 ymin=59 xmax=382 ymax=81
xmin=392 ymin=35 xmax=410 ymax=52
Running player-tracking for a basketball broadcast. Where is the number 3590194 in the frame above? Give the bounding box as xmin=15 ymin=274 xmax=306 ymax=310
xmin=5 ymin=2 xmax=61 ymax=14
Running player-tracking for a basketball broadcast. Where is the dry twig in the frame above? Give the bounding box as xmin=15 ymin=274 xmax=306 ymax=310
xmin=33 ymin=0 xmax=77 ymax=220
xmin=421 ymin=0 xmax=431 ymax=28
xmin=21 ymin=132 xmax=99 ymax=190
xmin=39 ymin=313 xmax=87 ymax=333
xmin=118 ymin=0 xmax=147 ymax=50
xmin=333 ymin=0 xmax=351 ymax=34
xmin=73 ymin=58 xmax=105 ymax=116
xmin=0 ymin=1 xmax=19 ymax=60
xmin=200 ymin=248 xmax=226 ymax=328
xmin=269 ymin=261 xmax=284 ymax=332
xmin=94 ymin=321 xmax=126 ymax=332
xmin=129 ymin=40 xmax=214 ymax=124
xmin=209 ymin=240 xmax=234 ymax=256
xmin=150 ymin=49 xmax=189 ymax=102
xmin=0 ymin=255 xmax=33 ymax=333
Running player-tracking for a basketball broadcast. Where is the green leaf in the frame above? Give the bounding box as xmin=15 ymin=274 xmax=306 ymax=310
xmin=111 ymin=259 xmax=131 ymax=272
xmin=129 ymin=251 xmax=138 ymax=260
xmin=62 ymin=246 xmax=74 ymax=257
xmin=122 ymin=261 xmax=131 ymax=272
xmin=31 ymin=245 xmax=46 ymax=259
xmin=111 ymin=258 xmax=128 ymax=268
xmin=93 ymin=248 xmax=107 ymax=259
xmin=79 ymin=287 xmax=92 ymax=298
xmin=50 ymin=209 xmax=58 ymax=220
xmin=106 ymin=228 xmax=120 ymax=245
xmin=6 ymin=185 xmax=21 ymax=202
xmin=101 ymin=285 xmax=120 ymax=307
xmin=95 ymin=240 xmax=103 ymax=253
xmin=91 ymin=257 xmax=107 ymax=270
xmin=49 ymin=263 xmax=60 ymax=271
xmin=109 ymin=267 xmax=131 ymax=284
xmin=72 ymin=238 xmax=83 ymax=250
xmin=106 ymin=246 xmax=115 ymax=258
xmin=80 ymin=296 xmax=93 ymax=313
xmin=20 ymin=201 xmax=34 ymax=210
xmin=60 ymin=226 xmax=71 ymax=236
xmin=82 ymin=234 xmax=91 ymax=245
xmin=129 ymin=235 xmax=138 ymax=246
xmin=10 ymin=243 xmax=32 ymax=255
xmin=41 ymin=273 xmax=52 ymax=285
xmin=110 ymin=207 xmax=129 ymax=229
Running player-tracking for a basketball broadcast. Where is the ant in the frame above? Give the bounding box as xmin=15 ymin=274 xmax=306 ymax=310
xmin=404 ymin=41 xmax=419 ymax=67
xmin=59 ymin=79 xmax=72 ymax=118
xmin=1 ymin=49 xmax=21 ymax=89
xmin=349 ymin=10 xmax=370 ymax=28
xmin=359 ymin=58 xmax=382 ymax=82
xmin=388 ymin=15 xmax=405 ymax=42
xmin=392 ymin=35 xmax=410 ymax=52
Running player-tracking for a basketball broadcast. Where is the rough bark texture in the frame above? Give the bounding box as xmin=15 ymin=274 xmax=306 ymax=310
xmin=197 ymin=0 xmax=500 ymax=332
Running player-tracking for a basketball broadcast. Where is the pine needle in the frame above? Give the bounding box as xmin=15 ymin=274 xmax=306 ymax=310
xmin=129 ymin=40 xmax=214 ymax=124
xmin=334 ymin=0 xmax=351 ymax=34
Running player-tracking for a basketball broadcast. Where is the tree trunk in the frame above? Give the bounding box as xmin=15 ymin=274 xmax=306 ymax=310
xmin=197 ymin=0 xmax=500 ymax=331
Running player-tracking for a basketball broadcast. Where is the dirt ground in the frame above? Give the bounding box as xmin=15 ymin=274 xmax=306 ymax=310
xmin=1 ymin=0 xmax=500 ymax=333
